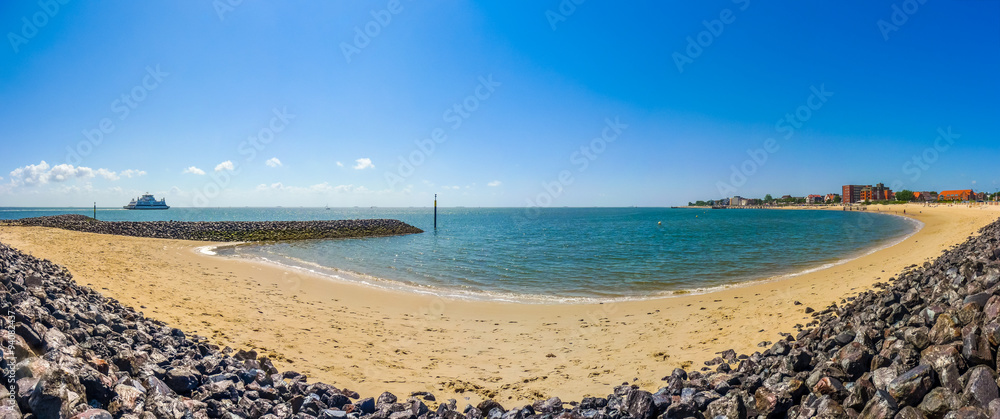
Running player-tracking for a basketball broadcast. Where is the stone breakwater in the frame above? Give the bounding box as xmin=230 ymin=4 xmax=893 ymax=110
xmin=3 ymin=214 xmax=423 ymax=242
xmin=0 ymin=221 xmax=999 ymax=418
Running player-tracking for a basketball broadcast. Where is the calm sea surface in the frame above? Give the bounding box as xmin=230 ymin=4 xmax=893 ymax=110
xmin=0 ymin=207 xmax=919 ymax=302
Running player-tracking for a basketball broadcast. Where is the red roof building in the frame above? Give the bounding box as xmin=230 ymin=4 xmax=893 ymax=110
xmin=938 ymin=189 xmax=974 ymax=201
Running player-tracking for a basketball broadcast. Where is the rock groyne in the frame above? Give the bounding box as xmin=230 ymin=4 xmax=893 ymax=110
xmin=5 ymin=214 xmax=423 ymax=242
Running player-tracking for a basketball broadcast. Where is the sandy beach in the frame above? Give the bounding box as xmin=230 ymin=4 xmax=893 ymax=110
xmin=1 ymin=204 xmax=998 ymax=407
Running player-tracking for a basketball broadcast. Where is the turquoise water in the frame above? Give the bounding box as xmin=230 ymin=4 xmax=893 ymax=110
xmin=0 ymin=207 xmax=919 ymax=302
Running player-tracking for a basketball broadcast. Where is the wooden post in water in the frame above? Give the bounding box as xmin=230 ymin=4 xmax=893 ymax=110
xmin=94 ymin=202 xmax=97 ymax=220
xmin=434 ymin=194 xmax=437 ymax=230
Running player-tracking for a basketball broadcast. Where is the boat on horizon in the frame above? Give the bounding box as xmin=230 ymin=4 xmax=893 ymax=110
xmin=123 ymin=193 xmax=170 ymax=210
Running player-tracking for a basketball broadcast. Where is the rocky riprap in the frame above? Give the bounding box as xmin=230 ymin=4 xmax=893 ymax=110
xmin=1 ymin=219 xmax=1000 ymax=418
xmin=2 ymin=214 xmax=423 ymax=242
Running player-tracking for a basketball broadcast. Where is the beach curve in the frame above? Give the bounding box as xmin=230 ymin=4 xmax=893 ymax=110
xmin=1 ymin=204 xmax=997 ymax=405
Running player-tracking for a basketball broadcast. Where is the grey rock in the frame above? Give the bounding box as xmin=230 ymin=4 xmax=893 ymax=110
xmin=918 ymin=387 xmax=959 ymax=419
xmin=28 ymin=367 xmax=87 ymax=419
xmin=164 ymin=367 xmax=200 ymax=394
xmin=896 ymin=406 xmax=928 ymax=419
xmin=704 ymin=395 xmax=745 ymax=419
xmin=754 ymin=385 xmax=792 ymax=418
xmin=964 ymin=366 xmax=999 ymax=409
xmin=859 ymin=390 xmax=898 ymax=419
xmin=835 ymin=342 xmax=874 ymax=379
xmin=625 ymin=390 xmax=655 ymax=419
xmin=921 ymin=345 xmax=965 ymax=393
xmin=69 ymin=409 xmax=115 ymax=419
xmin=929 ymin=314 xmax=962 ymax=345
xmin=887 ymin=365 xmax=937 ymax=407
xmin=533 ymin=397 xmax=562 ymax=413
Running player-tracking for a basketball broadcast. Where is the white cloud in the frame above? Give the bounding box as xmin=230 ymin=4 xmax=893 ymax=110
xmin=215 ymin=161 xmax=235 ymax=172
xmin=119 ymin=169 xmax=146 ymax=178
xmin=336 ymin=161 xmax=344 ymax=168
xmin=8 ymin=161 xmax=142 ymax=186
xmin=95 ymin=168 xmax=119 ymax=181
xmin=488 ymin=180 xmax=502 ymax=187
xmin=182 ymin=166 xmax=206 ymax=175
xmin=353 ymin=158 xmax=374 ymax=170
xmin=256 ymin=182 xmax=285 ymax=191
xmin=265 ymin=157 xmax=282 ymax=168
xmin=48 ymin=163 xmax=91 ymax=182
xmin=11 ymin=161 xmax=52 ymax=185
xmin=443 ymin=185 xmax=460 ymax=190
xmin=971 ymin=180 xmax=977 ymax=185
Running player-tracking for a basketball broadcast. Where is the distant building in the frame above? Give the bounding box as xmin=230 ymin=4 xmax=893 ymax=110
xmin=860 ymin=183 xmax=893 ymax=202
xmin=939 ymin=189 xmax=975 ymax=202
xmin=914 ymin=191 xmax=938 ymax=202
xmin=976 ymin=192 xmax=987 ymax=202
xmin=781 ymin=195 xmax=793 ymax=200
xmin=747 ymin=198 xmax=762 ymax=206
xmin=845 ymin=183 xmax=893 ymax=203
xmin=807 ymin=194 xmax=824 ymax=204
xmin=730 ymin=196 xmax=744 ymax=206
xmin=842 ymin=185 xmax=865 ymax=203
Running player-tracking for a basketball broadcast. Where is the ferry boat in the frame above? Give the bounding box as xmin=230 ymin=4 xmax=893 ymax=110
xmin=123 ymin=193 xmax=170 ymax=210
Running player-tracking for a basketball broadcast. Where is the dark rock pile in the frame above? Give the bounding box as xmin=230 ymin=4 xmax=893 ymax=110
xmin=4 ymin=214 xmax=423 ymax=242
xmin=1 ymin=218 xmax=999 ymax=418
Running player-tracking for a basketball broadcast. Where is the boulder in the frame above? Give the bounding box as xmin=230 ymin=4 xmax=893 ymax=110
xmin=28 ymin=367 xmax=87 ymax=419
xmin=532 ymin=397 xmax=562 ymax=413
xmin=921 ymin=345 xmax=965 ymax=393
xmin=77 ymin=365 xmax=116 ymax=406
xmin=887 ymin=365 xmax=937 ymax=406
xmin=70 ymin=409 xmax=115 ymax=419
xmin=961 ymin=325 xmax=994 ymax=367
xmin=929 ymin=314 xmax=962 ymax=345
xmin=835 ymin=342 xmax=873 ymax=379
xmin=624 ymin=390 xmax=655 ymax=419
xmin=164 ymin=367 xmax=200 ymax=394
xmin=896 ymin=406 xmax=928 ymax=419
xmin=859 ymin=390 xmax=898 ymax=419
xmin=754 ymin=385 xmax=792 ymax=418
xmin=813 ymin=376 xmax=848 ymax=400
xmin=963 ymin=366 xmax=999 ymax=409
xmin=918 ymin=387 xmax=959 ymax=419
xmin=704 ymin=395 xmax=745 ymax=419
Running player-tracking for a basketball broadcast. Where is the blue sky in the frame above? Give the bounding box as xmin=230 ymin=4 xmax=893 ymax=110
xmin=1 ymin=1 xmax=998 ymax=207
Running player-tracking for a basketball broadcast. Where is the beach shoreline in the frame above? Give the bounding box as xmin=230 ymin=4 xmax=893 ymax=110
xmin=2 ymin=204 xmax=998 ymax=405
xmin=209 ymin=210 xmax=923 ymax=305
